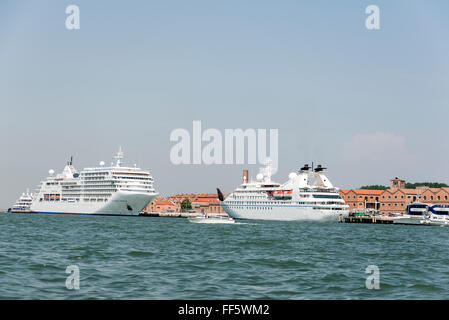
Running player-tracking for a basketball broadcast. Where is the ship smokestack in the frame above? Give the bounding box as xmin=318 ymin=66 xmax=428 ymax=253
xmin=217 ymin=188 xmax=224 ymax=201
xmin=243 ymin=170 xmax=248 ymax=184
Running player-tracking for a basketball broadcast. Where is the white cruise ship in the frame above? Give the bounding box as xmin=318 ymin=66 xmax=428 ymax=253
xmin=11 ymin=189 xmax=34 ymax=212
xmin=218 ymin=161 xmax=349 ymax=221
xmin=29 ymin=148 xmax=158 ymax=216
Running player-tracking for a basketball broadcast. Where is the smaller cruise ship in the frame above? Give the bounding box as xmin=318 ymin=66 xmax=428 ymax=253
xmin=10 ymin=189 xmax=34 ymax=212
xmin=218 ymin=161 xmax=349 ymax=221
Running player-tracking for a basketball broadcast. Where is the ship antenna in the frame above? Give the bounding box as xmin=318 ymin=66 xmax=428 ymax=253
xmin=114 ymin=146 xmax=124 ymax=167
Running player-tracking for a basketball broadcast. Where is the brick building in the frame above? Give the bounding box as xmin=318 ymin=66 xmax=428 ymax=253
xmin=340 ymin=177 xmax=449 ymax=214
xmin=144 ymin=198 xmax=177 ymax=213
xmin=142 ymin=193 xmax=226 ymax=214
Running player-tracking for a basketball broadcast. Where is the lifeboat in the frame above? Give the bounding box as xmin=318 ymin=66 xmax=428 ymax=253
xmin=284 ymin=190 xmax=293 ymax=199
xmin=273 ymin=190 xmax=284 ymax=198
xmin=272 ymin=190 xmax=293 ymax=199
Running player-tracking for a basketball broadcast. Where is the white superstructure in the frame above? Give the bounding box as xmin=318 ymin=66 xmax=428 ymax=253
xmin=219 ymin=161 xmax=349 ymax=221
xmin=427 ymin=204 xmax=449 ymax=226
xmin=11 ymin=189 xmax=34 ymax=212
xmin=30 ymin=148 xmax=158 ymax=216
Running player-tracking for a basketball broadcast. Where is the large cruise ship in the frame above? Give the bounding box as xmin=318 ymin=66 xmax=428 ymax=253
xmin=29 ymin=148 xmax=158 ymax=216
xmin=218 ymin=161 xmax=349 ymax=221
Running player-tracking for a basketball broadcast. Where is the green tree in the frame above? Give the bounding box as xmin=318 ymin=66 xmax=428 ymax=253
xmin=180 ymin=198 xmax=192 ymax=212
xmin=360 ymin=185 xmax=388 ymax=190
xmin=405 ymin=182 xmax=449 ymax=189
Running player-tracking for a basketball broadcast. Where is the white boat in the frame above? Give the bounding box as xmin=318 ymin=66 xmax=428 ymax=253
xmin=10 ymin=189 xmax=34 ymax=213
xmin=218 ymin=161 xmax=349 ymax=221
xmin=392 ymin=203 xmax=430 ymax=225
xmin=29 ymin=148 xmax=158 ymax=216
xmin=427 ymin=204 xmax=449 ymax=226
xmin=188 ymin=215 xmax=235 ymax=224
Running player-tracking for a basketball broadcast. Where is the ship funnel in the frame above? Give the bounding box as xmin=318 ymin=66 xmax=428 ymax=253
xmin=217 ymin=188 xmax=224 ymax=201
xmin=242 ymin=170 xmax=248 ymax=184
xmin=314 ymin=165 xmax=326 ymax=172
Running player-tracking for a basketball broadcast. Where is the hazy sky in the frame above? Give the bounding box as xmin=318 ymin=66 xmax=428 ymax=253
xmin=1 ymin=0 xmax=448 ymax=208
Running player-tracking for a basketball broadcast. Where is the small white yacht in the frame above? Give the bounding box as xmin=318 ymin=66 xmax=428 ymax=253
xmin=188 ymin=214 xmax=235 ymax=224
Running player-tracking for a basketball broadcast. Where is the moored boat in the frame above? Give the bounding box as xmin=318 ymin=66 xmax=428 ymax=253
xmin=393 ymin=202 xmax=430 ymax=225
xmin=10 ymin=189 xmax=34 ymax=213
xmin=28 ymin=148 xmax=158 ymax=216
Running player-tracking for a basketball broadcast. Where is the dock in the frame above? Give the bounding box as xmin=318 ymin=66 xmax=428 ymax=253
xmin=343 ymin=216 xmax=394 ymax=224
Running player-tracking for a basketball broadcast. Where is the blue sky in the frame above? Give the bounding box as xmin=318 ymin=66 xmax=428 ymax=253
xmin=1 ymin=1 xmax=448 ymax=207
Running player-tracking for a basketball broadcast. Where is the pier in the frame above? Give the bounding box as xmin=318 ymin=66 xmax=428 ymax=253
xmin=343 ymin=216 xmax=394 ymax=224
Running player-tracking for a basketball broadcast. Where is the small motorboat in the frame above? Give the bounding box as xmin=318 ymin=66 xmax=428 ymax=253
xmin=188 ymin=215 xmax=235 ymax=224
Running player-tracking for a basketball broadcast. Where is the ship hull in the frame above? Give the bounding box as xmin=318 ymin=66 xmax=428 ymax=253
xmin=221 ymin=204 xmax=349 ymax=221
xmin=30 ymin=191 xmax=157 ymax=216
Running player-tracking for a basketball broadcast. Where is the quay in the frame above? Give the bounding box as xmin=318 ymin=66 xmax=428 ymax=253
xmin=343 ymin=215 xmax=394 ymax=224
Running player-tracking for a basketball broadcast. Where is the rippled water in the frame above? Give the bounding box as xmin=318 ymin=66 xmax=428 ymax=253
xmin=1 ymin=212 xmax=448 ymax=299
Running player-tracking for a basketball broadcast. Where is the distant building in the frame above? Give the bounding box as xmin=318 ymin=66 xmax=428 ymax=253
xmin=144 ymin=198 xmax=177 ymax=213
xmin=142 ymin=193 xmax=226 ymax=214
xmin=340 ymin=178 xmax=449 ymax=214
xmin=390 ymin=177 xmax=405 ymax=189
xmin=340 ymin=189 xmax=383 ymax=211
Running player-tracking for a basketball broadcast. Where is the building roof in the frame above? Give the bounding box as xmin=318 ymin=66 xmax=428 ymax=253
xmin=350 ymin=189 xmax=384 ymax=195
xmin=151 ymin=199 xmax=175 ymax=206
xmin=398 ymin=188 xmax=423 ymax=194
